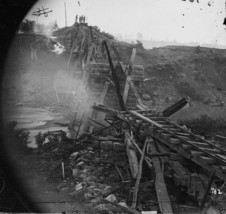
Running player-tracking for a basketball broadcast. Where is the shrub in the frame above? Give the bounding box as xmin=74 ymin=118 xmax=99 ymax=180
xmin=14 ymin=128 xmax=30 ymax=149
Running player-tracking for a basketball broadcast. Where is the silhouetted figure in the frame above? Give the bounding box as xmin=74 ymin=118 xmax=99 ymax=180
xmin=75 ymin=15 xmax=78 ymax=23
xmin=79 ymin=16 xmax=82 ymax=23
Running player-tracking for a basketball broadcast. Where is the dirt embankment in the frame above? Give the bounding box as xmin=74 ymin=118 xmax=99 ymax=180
xmin=114 ymin=44 xmax=226 ymax=119
xmin=3 ymin=27 xmax=226 ymax=121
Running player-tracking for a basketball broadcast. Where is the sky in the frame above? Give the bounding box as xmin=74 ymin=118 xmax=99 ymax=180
xmin=25 ymin=0 xmax=226 ymax=47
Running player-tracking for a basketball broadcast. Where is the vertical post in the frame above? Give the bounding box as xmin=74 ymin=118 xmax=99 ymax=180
xmin=103 ymin=40 xmax=126 ymax=111
xmin=64 ymin=2 xmax=67 ymax=27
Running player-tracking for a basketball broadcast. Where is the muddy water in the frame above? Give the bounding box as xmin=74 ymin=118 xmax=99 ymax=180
xmin=3 ymin=105 xmax=70 ymax=147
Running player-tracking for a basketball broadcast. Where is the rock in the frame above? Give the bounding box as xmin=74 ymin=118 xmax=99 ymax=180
xmin=72 ymin=168 xmax=79 ymax=177
xmin=118 ymin=201 xmax=128 ymax=208
xmin=85 ymin=175 xmax=96 ymax=182
xmin=90 ymin=197 xmax=102 ymax=203
xmin=79 ymin=173 xmax=87 ymax=179
xmin=80 ymin=150 xmax=88 ymax=155
xmin=70 ymin=152 xmax=79 ymax=160
xmin=61 ymin=187 xmax=68 ymax=191
xmin=57 ymin=182 xmax=68 ymax=190
xmin=75 ymin=182 xmax=83 ymax=191
xmin=76 ymin=161 xmax=84 ymax=167
xmin=105 ymin=194 xmax=117 ymax=203
xmin=142 ymin=93 xmax=150 ymax=101
xmin=84 ymin=152 xmax=92 ymax=159
xmin=84 ymin=192 xmax=96 ymax=200
xmin=94 ymin=204 xmax=115 ymax=213
xmin=82 ymin=168 xmax=89 ymax=174
xmin=87 ymin=146 xmax=94 ymax=151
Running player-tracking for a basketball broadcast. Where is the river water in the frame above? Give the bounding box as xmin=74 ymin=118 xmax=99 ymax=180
xmin=3 ymin=105 xmax=70 ymax=147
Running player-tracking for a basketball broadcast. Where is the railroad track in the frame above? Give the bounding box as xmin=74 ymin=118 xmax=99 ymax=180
xmin=121 ymin=110 xmax=226 ymax=182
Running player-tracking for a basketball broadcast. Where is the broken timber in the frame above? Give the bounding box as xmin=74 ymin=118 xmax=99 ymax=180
xmin=162 ymin=97 xmax=190 ymax=117
xmin=125 ymin=130 xmax=139 ymax=179
xmin=148 ymin=138 xmax=173 ymax=214
xmin=102 ymin=40 xmax=126 ymax=111
xmin=131 ymin=138 xmax=148 ymax=209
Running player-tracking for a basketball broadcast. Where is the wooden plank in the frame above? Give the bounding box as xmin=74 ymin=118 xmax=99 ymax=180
xmin=103 ymin=40 xmax=126 ymax=110
xmin=162 ymin=97 xmax=190 ymax=117
xmin=131 ymin=139 xmax=148 ymax=209
xmin=99 ymin=81 xmax=110 ymax=104
xmin=123 ymin=77 xmax=130 ymax=106
xmin=125 ymin=131 xmax=139 ymax=179
xmin=148 ymin=138 xmax=173 ymax=214
xmin=80 ymin=36 xmax=85 ymax=52
xmin=153 ymin=135 xmax=226 ymax=181
xmin=129 ymin=110 xmax=163 ymax=128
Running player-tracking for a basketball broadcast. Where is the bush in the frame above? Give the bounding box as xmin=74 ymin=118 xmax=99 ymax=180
xmin=14 ymin=128 xmax=30 ymax=149
xmin=35 ymin=131 xmax=67 ymax=149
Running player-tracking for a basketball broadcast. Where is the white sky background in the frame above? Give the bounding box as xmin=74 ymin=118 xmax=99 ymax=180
xmin=25 ymin=0 xmax=226 ymax=47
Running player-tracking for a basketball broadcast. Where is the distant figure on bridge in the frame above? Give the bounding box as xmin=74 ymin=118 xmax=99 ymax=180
xmin=75 ymin=15 xmax=78 ymax=23
xmin=79 ymin=15 xmax=82 ymax=23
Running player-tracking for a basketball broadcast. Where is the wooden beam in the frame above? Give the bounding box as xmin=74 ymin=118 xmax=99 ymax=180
xmin=125 ymin=130 xmax=153 ymax=170
xmin=131 ymin=138 xmax=148 ymax=209
xmin=129 ymin=110 xmax=163 ymax=128
xmin=86 ymin=45 xmax=94 ymax=65
xmin=125 ymin=48 xmax=136 ymax=76
xmin=67 ymin=25 xmax=80 ymax=66
xmin=123 ymin=77 xmax=130 ymax=105
xmin=162 ymin=97 xmax=190 ymax=117
xmin=148 ymin=138 xmax=173 ymax=214
xmin=92 ymin=104 xmax=119 ymax=115
xmin=99 ymin=81 xmax=110 ymax=104
xmin=88 ymin=82 xmax=109 ymax=134
xmin=125 ymin=131 xmax=139 ymax=179
xmin=102 ymin=40 xmax=126 ymax=111
xmin=128 ymin=79 xmax=143 ymax=106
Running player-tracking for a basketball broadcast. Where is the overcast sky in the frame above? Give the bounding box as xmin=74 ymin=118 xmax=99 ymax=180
xmin=25 ymin=0 xmax=226 ymax=47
